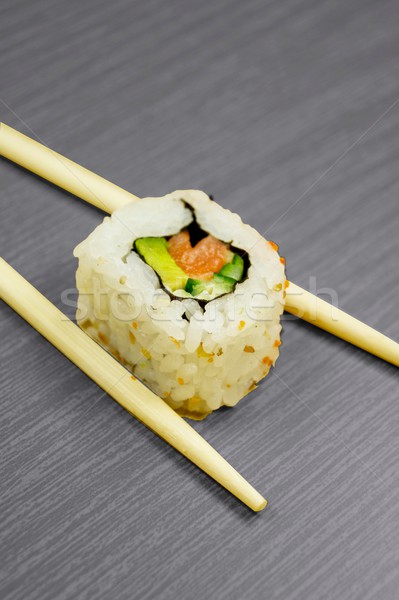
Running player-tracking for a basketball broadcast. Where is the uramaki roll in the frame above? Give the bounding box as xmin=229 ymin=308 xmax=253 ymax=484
xmin=74 ymin=190 xmax=286 ymax=418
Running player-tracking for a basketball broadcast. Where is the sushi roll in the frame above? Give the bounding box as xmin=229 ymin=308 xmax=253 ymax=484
xmin=74 ymin=190 xmax=286 ymax=418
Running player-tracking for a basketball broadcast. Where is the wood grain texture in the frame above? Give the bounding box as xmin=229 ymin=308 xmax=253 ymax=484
xmin=1 ymin=0 xmax=399 ymax=598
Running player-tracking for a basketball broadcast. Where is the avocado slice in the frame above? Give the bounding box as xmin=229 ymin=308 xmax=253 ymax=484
xmin=185 ymin=273 xmax=236 ymax=299
xmin=135 ymin=237 xmax=188 ymax=291
xmin=218 ymin=253 xmax=244 ymax=281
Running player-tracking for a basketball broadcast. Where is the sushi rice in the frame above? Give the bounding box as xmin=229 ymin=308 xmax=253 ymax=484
xmin=74 ymin=190 xmax=286 ymax=418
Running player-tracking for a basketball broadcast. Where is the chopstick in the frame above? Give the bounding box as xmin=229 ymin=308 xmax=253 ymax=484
xmin=1 ymin=123 xmax=398 ymax=367
xmin=0 ymin=123 xmax=138 ymax=213
xmin=0 ymin=258 xmax=267 ymax=512
xmin=285 ymin=283 xmax=399 ymax=367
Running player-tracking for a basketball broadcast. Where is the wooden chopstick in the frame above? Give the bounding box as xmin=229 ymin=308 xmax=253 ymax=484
xmin=0 ymin=123 xmax=138 ymax=213
xmin=285 ymin=282 xmax=399 ymax=367
xmin=1 ymin=122 xmax=398 ymax=367
xmin=0 ymin=258 xmax=267 ymax=512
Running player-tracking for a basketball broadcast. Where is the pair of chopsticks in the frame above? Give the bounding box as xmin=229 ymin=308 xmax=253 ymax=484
xmin=1 ymin=123 xmax=398 ymax=367
xmin=0 ymin=123 xmax=398 ymax=513
xmin=0 ymin=123 xmax=268 ymax=512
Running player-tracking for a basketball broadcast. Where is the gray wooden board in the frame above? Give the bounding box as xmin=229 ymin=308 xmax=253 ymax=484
xmin=1 ymin=0 xmax=399 ymax=598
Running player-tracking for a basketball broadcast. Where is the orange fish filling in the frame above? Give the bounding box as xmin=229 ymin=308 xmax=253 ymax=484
xmin=168 ymin=230 xmax=230 ymax=280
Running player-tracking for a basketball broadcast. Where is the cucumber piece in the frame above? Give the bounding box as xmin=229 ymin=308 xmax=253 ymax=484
xmin=135 ymin=237 xmax=188 ymax=291
xmin=185 ymin=278 xmax=206 ymax=295
xmin=218 ymin=253 xmax=244 ymax=281
xmin=185 ymin=273 xmax=236 ymax=299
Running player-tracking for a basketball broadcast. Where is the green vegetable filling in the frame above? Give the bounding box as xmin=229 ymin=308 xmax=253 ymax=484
xmin=218 ymin=253 xmax=244 ymax=281
xmin=185 ymin=273 xmax=237 ymax=297
xmin=135 ymin=237 xmax=188 ymax=291
xmin=135 ymin=236 xmax=245 ymax=300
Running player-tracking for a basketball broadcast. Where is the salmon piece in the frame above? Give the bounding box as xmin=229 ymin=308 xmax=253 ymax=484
xmin=167 ymin=230 xmax=191 ymax=263
xmin=168 ymin=230 xmax=230 ymax=280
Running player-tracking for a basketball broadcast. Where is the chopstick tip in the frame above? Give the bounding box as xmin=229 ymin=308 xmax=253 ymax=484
xmin=254 ymin=497 xmax=268 ymax=512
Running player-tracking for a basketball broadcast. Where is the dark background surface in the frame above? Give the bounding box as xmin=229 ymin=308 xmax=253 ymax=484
xmin=1 ymin=1 xmax=399 ymax=598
